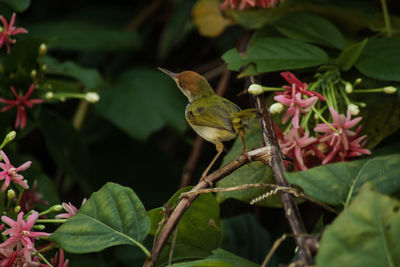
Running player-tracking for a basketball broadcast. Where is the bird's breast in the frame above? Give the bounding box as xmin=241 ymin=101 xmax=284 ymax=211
xmin=189 ymin=124 xmax=236 ymax=144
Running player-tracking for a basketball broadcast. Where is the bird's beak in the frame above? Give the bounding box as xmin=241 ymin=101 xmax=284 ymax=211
xmin=158 ymin=67 xmax=177 ymax=80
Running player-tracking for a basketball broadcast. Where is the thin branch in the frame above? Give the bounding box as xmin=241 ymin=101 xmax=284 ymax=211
xmin=143 ymin=146 xmax=273 ymax=267
xmin=252 ymin=92 xmax=312 ymax=265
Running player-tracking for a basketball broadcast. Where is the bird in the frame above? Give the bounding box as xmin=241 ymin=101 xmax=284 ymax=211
xmin=158 ymin=68 xmax=255 ymax=184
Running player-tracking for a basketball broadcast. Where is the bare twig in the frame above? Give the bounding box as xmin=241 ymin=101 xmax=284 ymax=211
xmin=252 ymin=92 xmax=312 ymax=265
xmin=262 ymin=234 xmax=289 ymax=267
xmin=143 ymin=146 xmax=273 ymax=267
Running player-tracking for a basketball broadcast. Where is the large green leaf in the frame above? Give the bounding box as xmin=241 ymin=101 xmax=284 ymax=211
xmin=169 ymin=249 xmax=259 ymax=267
xmin=29 ymin=21 xmax=141 ymax=52
xmin=286 ymin=153 xmax=400 ymax=206
xmin=221 ymin=213 xmax=272 ymax=264
xmin=94 ymin=67 xmax=186 ymax=140
xmin=222 ymin=37 xmax=329 ymax=73
xmin=355 ymin=37 xmax=400 ymax=81
xmin=316 ymin=183 xmax=400 ymax=267
xmin=45 ymin=57 xmax=104 ymax=90
xmin=51 ymin=182 xmax=150 ymax=255
xmin=0 ymin=0 xmax=30 ymax=12
xmin=335 ymin=39 xmax=368 ymax=71
xmin=148 ymin=187 xmax=221 ymax=254
xmin=216 ymin=119 xmax=281 ymax=207
xmin=273 ymin=12 xmax=344 ymax=49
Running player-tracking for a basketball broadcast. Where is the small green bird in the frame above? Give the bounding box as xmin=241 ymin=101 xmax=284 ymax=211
xmin=159 ymin=68 xmax=254 ymax=180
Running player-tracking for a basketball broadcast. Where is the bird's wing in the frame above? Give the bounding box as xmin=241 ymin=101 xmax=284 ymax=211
xmin=186 ymin=102 xmax=237 ymax=132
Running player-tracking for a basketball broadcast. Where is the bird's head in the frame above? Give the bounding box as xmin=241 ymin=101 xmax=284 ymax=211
xmin=158 ymin=68 xmax=214 ymax=102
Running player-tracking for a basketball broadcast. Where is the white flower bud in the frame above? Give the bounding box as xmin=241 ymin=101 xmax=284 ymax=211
xmin=354 ymin=78 xmax=362 ymax=85
xmin=269 ymin=103 xmax=284 ymax=114
xmin=348 ymin=104 xmax=360 ymax=116
xmin=30 ymin=69 xmax=37 ymax=79
xmin=345 ymin=82 xmax=353 ymax=94
xmin=85 ymin=92 xmax=100 ymax=103
xmin=248 ymin=84 xmax=263 ymax=95
xmin=52 ymin=204 xmax=63 ymax=212
xmin=5 ymin=131 xmax=16 ymax=142
xmin=45 ymin=92 xmax=54 ymax=99
xmin=14 ymin=206 xmax=21 ymax=213
xmin=7 ymin=189 xmax=16 ymax=199
xmin=39 ymin=43 xmax=47 ymax=56
xmin=383 ymin=86 xmax=397 ymax=94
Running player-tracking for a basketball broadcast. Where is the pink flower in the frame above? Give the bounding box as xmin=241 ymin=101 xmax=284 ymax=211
xmin=279 ymin=127 xmax=317 ymax=171
xmin=314 ymin=107 xmax=370 ymax=164
xmin=0 ymin=247 xmax=40 ymax=267
xmin=221 ymin=0 xmax=283 ymax=10
xmin=0 ymin=84 xmax=43 ymax=129
xmin=50 ymin=248 xmax=69 ymax=267
xmin=278 ymin=72 xmax=325 ymax=101
xmin=0 ymin=212 xmax=50 ymax=258
xmin=56 ymin=198 xmax=86 ymax=219
xmin=274 ymin=85 xmax=318 ymax=128
xmin=0 ymin=150 xmax=30 ymax=192
xmin=0 ymin=13 xmax=28 ymax=54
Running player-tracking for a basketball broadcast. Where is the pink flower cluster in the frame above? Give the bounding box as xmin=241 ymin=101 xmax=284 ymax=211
xmin=221 ymin=0 xmax=284 ymax=10
xmin=0 ymin=13 xmax=28 ymax=54
xmin=274 ymin=72 xmax=371 ymax=171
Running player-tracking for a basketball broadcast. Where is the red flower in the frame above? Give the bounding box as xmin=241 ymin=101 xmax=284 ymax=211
xmin=0 ymin=13 xmax=28 ymax=54
xmin=277 ymin=72 xmax=325 ymax=101
xmin=0 ymin=150 xmax=30 ymax=192
xmin=0 ymin=84 xmax=43 ymax=129
xmin=221 ymin=0 xmax=283 ymax=10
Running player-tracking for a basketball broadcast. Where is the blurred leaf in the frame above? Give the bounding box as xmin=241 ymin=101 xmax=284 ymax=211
xmin=29 ymin=21 xmax=141 ymax=52
xmin=221 ymin=213 xmax=272 ymax=264
xmin=94 ymin=67 xmax=186 ymax=140
xmin=316 ymin=183 xmax=400 ymax=267
xmin=45 ymin=57 xmax=104 ymax=90
xmin=148 ymin=187 xmax=221 ymax=254
xmin=38 ymin=108 xmax=91 ymax=187
xmin=3 ymin=38 xmax=42 ymax=74
xmin=34 ymin=174 xmax=60 ymax=209
xmin=51 ymin=182 xmax=150 ymax=254
xmin=286 ymin=153 xmax=400 ymax=206
xmin=43 ymin=79 xmax=81 ymax=94
xmin=336 ymin=39 xmax=368 ymax=71
xmin=158 ymin=0 xmax=195 ymax=59
xmin=356 ymin=37 xmax=400 ymax=81
xmin=0 ymin=0 xmax=30 ymax=12
xmin=216 ymin=119 xmax=282 ymax=207
xmin=273 ymin=12 xmax=344 ymax=49
xmin=192 ymin=0 xmax=233 ymax=37
xmin=222 ymin=37 xmax=329 ymax=73
xmin=357 ymin=94 xmax=400 ymax=149
xmin=169 ymin=249 xmax=259 ymax=267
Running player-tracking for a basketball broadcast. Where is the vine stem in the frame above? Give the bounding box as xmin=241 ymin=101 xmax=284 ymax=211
xmin=381 ymin=0 xmax=392 ymax=37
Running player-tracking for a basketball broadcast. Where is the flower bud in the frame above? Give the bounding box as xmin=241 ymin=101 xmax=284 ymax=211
xmin=248 ymin=84 xmax=263 ymax=96
xmin=39 ymin=43 xmax=47 ymax=56
xmin=347 ymin=104 xmax=360 ymax=116
xmin=41 ymin=64 xmax=47 ymax=72
xmin=85 ymin=92 xmax=100 ymax=103
xmin=52 ymin=204 xmax=63 ymax=212
xmin=5 ymin=131 xmax=16 ymax=143
xmin=269 ymin=103 xmax=284 ymax=114
xmin=7 ymin=189 xmax=16 ymax=200
xmin=316 ymin=143 xmax=329 ymax=153
xmin=14 ymin=205 xmax=21 ymax=213
xmin=383 ymin=86 xmax=396 ymax=94
xmin=45 ymin=92 xmax=54 ymax=99
xmin=35 ymin=224 xmax=46 ymax=230
xmin=30 ymin=69 xmax=37 ymax=79
xmin=345 ymin=82 xmax=353 ymax=94
xmin=354 ymin=78 xmax=362 ymax=85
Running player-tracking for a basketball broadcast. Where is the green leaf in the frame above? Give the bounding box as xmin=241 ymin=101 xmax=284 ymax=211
xmin=286 ymin=153 xmax=400 ymax=206
xmin=158 ymin=0 xmax=195 ymax=60
xmin=29 ymin=21 xmax=141 ymax=52
xmin=94 ymin=67 xmax=186 ymax=140
xmin=44 ymin=57 xmax=104 ymax=90
xmin=222 ymin=37 xmax=329 ymax=73
xmin=51 ymin=182 xmax=150 ymax=255
xmin=221 ymin=213 xmax=272 ymax=264
xmin=316 ymin=183 xmax=400 ymax=267
xmin=216 ymin=119 xmax=282 ymax=207
xmin=355 ymin=37 xmax=400 ymax=81
xmin=0 ymin=0 xmax=30 ymax=12
xmin=169 ymin=249 xmax=259 ymax=267
xmin=148 ymin=187 xmax=221 ymax=253
xmin=336 ymin=39 xmax=368 ymax=71
xmin=273 ymin=12 xmax=344 ymax=49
